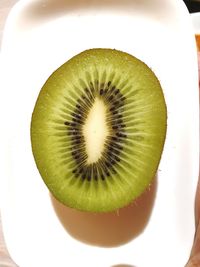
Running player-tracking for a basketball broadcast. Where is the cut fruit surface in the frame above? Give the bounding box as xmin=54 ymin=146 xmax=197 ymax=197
xmin=83 ymin=98 xmax=109 ymax=164
xmin=31 ymin=48 xmax=167 ymax=212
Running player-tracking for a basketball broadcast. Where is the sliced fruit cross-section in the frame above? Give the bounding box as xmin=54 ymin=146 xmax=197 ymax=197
xmin=31 ymin=48 xmax=167 ymax=212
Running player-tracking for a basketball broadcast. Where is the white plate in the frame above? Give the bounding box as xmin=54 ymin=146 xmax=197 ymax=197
xmin=191 ymin=12 xmax=200 ymax=34
xmin=0 ymin=0 xmax=199 ymax=267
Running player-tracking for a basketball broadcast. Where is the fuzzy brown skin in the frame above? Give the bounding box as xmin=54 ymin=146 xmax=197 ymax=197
xmin=185 ymin=52 xmax=200 ymax=267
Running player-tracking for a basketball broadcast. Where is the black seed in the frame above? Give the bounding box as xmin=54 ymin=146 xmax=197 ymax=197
xmin=119 ymin=124 xmax=126 ymax=129
xmin=74 ymin=157 xmax=82 ymax=164
xmin=116 ymin=92 xmax=122 ymax=98
xmin=115 ymin=89 xmax=120 ymax=95
xmin=70 ymin=122 xmax=77 ymax=127
xmin=93 ymin=165 xmax=98 ymax=180
xmin=71 ymin=151 xmax=77 ymax=156
xmin=113 ymin=101 xmax=124 ymax=109
xmin=110 ymin=159 xmax=116 ymax=165
xmin=111 ymin=168 xmax=117 ymax=174
xmin=71 ymin=139 xmax=81 ymax=145
xmin=108 ymin=146 xmax=114 ymax=152
xmin=113 ymin=100 xmax=119 ymax=105
xmin=100 ymin=89 xmax=104 ymax=95
xmin=72 ymin=169 xmax=77 ymax=173
xmin=107 ymin=150 xmax=117 ymax=158
xmin=64 ymin=121 xmax=70 ymax=126
xmin=111 ymin=136 xmax=119 ymax=141
xmin=72 ymin=131 xmax=79 ymax=136
xmin=110 ymin=106 xmax=115 ymax=112
xmin=72 ymin=149 xmax=85 ymax=157
xmin=71 ymin=135 xmax=82 ymax=140
xmin=74 ymin=154 xmax=80 ymax=160
xmin=108 ymin=147 xmax=120 ymax=155
xmin=108 ymin=81 xmax=111 ymax=86
xmin=114 ymin=156 xmax=121 ymax=162
xmin=118 ymin=99 xmax=125 ymax=105
xmin=105 ymin=157 xmax=117 ymax=170
xmin=71 ymin=112 xmax=76 ymax=117
xmin=72 ymin=118 xmax=84 ymax=125
xmin=108 ymin=95 xmax=114 ymax=101
xmin=112 ymin=110 xmax=118 ymax=115
xmin=104 ymin=89 xmax=108 ymax=95
xmin=108 ymin=140 xmax=116 ymax=147
xmin=116 ymin=132 xmax=127 ymax=138
xmin=105 ymin=162 xmax=110 ymax=168
xmin=116 ymin=114 xmax=123 ymax=119
xmin=106 ymin=150 xmax=114 ymax=157
xmin=75 ymin=172 xmax=80 ymax=178
xmin=79 ymin=105 xmax=89 ymax=113
xmin=75 ymin=114 xmax=83 ymax=120
xmin=101 ymin=174 xmax=105 ymax=180
xmin=121 ymin=96 xmax=126 ymax=102
xmin=116 ymin=138 xmax=123 ymax=144
xmin=112 ymin=125 xmax=118 ymax=130
xmin=76 ymin=104 xmax=81 ymax=109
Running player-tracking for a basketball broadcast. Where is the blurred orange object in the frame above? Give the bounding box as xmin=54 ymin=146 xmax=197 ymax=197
xmin=195 ymin=35 xmax=200 ymax=51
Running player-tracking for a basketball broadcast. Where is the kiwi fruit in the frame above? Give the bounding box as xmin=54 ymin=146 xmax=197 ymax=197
xmin=31 ymin=48 xmax=167 ymax=213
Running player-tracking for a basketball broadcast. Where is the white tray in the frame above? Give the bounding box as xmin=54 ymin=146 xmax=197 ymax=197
xmin=191 ymin=12 xmax=200 ymax=34
xmin=0 ymin=1 xmax=199 ymax=267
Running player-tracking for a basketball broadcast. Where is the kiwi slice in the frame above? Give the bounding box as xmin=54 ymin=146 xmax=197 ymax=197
xmin=31 ymin=48 xmax=167 ymax=212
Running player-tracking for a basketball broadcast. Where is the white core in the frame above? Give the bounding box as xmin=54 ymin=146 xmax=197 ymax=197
xmin=83 ymin=98 xmax=109 ymax=164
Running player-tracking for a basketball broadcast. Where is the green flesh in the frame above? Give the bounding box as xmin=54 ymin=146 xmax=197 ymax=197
xmin=31 ymin=48 xmax=167 ymax=212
